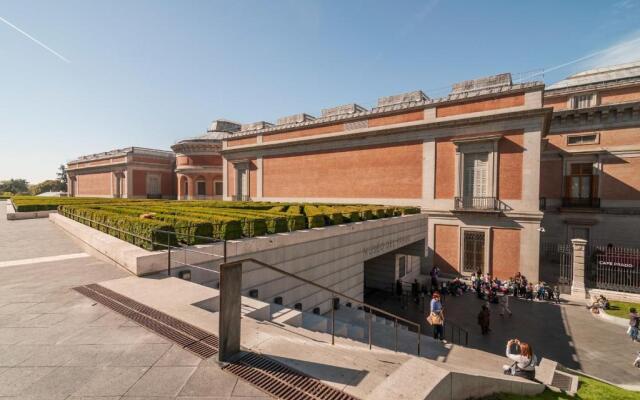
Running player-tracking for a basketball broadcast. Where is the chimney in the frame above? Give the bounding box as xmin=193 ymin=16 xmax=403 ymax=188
xmin=451 ymin=73 xmax=512 ymax=94
xmin=208 ymin=119 xmax=241 ymax=133
xmin=276 ymin=113 xmax=316 ymax=125
xmin=321 ymin=103 xmax=367 ymax=118
xmin=377 ymin=90 xmax=428 ymax=108
xmin=241 ymin=121 xmax=274 ymax=131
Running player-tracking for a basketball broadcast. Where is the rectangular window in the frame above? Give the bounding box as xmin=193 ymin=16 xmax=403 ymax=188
xmin=567 ymin=134 xmax=598 ymax=145
xmin=196 ymin=181 xmax=206 ymax=196
xmin=146 ymin=174 xmax=161 ymax=195
xmin=214 ymin=181 xmax=223 ymax=196
xmin=463 ymin=152 xmax=488 ymax=198
xmin=566 ymin=163 xmax=596 ymax=199
xmin=571 ymin=94 xmax=595 ymax=109
xmin=463 ymin=231 xmax=485 ymax=273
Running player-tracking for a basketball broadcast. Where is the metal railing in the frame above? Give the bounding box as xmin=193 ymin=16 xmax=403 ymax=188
xmin=224 ymin=258 xmax=422 ymax=355
xmin=588 ymin=245 xmax=640 ymax=293
xmin=562 ymin=197 xmax=600 ymax=208
xmin=454 ymin=196 xmax=499 ymax=211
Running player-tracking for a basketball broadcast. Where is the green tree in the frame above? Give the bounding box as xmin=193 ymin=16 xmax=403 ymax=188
xmin=29 ymin=179 xmax=65 ymax=195
xmin=0 ymin=179 xmax=29 ymax=194
xmin=56 ymin=164 xmax=68 ymax=191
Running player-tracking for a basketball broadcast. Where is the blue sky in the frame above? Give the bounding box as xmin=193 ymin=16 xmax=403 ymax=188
xmin=1 ymin=0 xmax=640 ymax=182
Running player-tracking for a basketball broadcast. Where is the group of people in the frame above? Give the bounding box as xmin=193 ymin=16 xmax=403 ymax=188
xmin=471 ymin=271 xmax=560 ymax=304
xmin=587 ymin=294 xmax=610 ymax=313
xmin=427 ymin=291 xmax=538 ymax=379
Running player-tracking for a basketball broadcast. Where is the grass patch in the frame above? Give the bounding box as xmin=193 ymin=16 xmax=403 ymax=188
xmin=477 ymin=375 xmax=640 ymax=400
xmin=604 ymin=300 xmax=640 ymax=319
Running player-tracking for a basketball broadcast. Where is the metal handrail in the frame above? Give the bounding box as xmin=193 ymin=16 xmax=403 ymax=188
xmin=62 ymin=209 xmax=423 ymax=352
xmin=224 ymin=258 xmax=422 ymax=355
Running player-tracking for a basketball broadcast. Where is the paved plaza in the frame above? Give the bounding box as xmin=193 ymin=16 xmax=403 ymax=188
xmin=365 ymin=286 xmax=640 ymax=390
xmin=0 ymin=203 xmax=269 ymax=400
xmin=1 ymin=201 xmax=639 ymax=397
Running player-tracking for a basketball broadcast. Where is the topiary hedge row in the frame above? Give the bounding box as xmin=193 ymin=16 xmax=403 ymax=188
xmin=59 ymin=205 xmax=177 ymax=250
xmin=45 ymin=197 xmax=422 ymax=250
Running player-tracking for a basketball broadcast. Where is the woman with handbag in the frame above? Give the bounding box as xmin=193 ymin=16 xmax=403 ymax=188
xmin=428 ymin=292 xmax=444 ymax=341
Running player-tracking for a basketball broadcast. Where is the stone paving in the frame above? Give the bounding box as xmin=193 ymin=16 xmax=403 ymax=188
xmin=365 ymin=287 xmax=640 ymax=389
xmin=0 ymin=202 xmax=270 ymax=399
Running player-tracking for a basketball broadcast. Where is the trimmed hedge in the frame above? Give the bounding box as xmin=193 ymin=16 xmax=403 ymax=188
xmin=91 ymin=206 xmax=218 ymax=244
xmin=40 ymin=197 xmax=422 ymax=250
xmin=96 ymin=205 xmax=243 ymax=241
xmin=302 ymin=205 xmax=326 ymax=228
xmin=59 ymin=205 xmax=176 ymax=250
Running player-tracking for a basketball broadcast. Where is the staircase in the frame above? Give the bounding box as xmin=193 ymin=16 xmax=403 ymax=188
xmin=93 ymin=274 xmax=545 ymax=400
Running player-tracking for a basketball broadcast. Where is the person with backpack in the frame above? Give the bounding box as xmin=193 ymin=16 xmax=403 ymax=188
xmin=629 ymin=308 xmax=639 ymax=342
xmin=503 ymin=339 xmax=537 ymax=380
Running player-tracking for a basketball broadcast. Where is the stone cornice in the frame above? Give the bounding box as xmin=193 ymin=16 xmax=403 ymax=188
xmin=175 ymin=165 xmax=223 ymax=174
xmin=545 ymin=77 xmax=640 ymax=97
xmin=225 ymin=83 xmax=545 ymax=141
xmin=222 ymin=107 xmax=552 ymax=156
xmin=549 ymin=101 xmax=640 ymax=133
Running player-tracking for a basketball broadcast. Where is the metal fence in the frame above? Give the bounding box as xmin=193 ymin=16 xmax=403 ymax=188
xmin=539 ymin=241 xmax=573 ymax=292
xmin=587 ymin=245 xmax=640 ymax=293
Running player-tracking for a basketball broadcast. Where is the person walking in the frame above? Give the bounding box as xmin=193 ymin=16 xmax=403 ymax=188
xmin=430 ymin=265 xmax=440 ymax=294
xmin=499 ymin=289 xmax=512 ymax=317
xmin=629 ymin=308 xmax=639 ymax=342
xmin=428 ymin=292 xmax=445 ymax=341
xmin=478 ymin=303 xmax=491 ymax=335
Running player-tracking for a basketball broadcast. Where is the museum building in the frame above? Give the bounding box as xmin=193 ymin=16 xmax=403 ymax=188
xmin=66 ymin=61 xmax=640 ymax=281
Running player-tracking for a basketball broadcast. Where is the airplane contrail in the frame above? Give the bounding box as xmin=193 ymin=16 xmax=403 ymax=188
xmin=0 ymin=15 xmax=70 ymax=63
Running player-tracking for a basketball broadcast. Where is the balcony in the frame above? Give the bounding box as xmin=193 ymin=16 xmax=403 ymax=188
xmin=561 ymin=197 xmax=600 ymax=208
xmin=454 ymin=196 xmax=501 ymax=212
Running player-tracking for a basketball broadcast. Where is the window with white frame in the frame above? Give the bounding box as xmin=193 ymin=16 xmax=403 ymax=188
xmin=571 ymin=93 xmax=596 ymax=109
xmin=146 ymin=174 xmax=161 ymax=195
xmin=567 ymin=133 xmax=599 ymax=146
xmin=463 ymin=152 xmax=489 ymax=198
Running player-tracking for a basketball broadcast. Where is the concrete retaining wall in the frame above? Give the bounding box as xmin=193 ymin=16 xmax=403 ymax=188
xmin=51 ymin=212 xmax=428 ymax=313
xmin=6 ymin=202 xmax=57 ymax=220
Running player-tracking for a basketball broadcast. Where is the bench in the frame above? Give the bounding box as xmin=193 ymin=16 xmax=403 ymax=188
xmin=535 ymin=358 xmax=579 ymax=395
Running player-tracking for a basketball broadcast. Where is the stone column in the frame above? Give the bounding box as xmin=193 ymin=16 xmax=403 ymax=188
xmin=218 ymin=261 xmax=242 ymax=362
xmin=571 ymin=238 xmax=588 ymax=297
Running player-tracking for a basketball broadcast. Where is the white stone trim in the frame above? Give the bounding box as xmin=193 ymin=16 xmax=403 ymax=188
xmin=422 ymin=139 xmax=435 ymax=208
xmin=257 ymin=156 xmax=263 ymax=199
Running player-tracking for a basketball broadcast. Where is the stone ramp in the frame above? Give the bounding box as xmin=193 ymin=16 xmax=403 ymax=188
xmin=94 ymin=275 xmax=544 ymax=399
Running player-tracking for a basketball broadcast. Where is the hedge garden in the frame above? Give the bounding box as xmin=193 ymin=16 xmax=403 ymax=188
xmin=11 ymin=196 xmax=420 ymax=250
